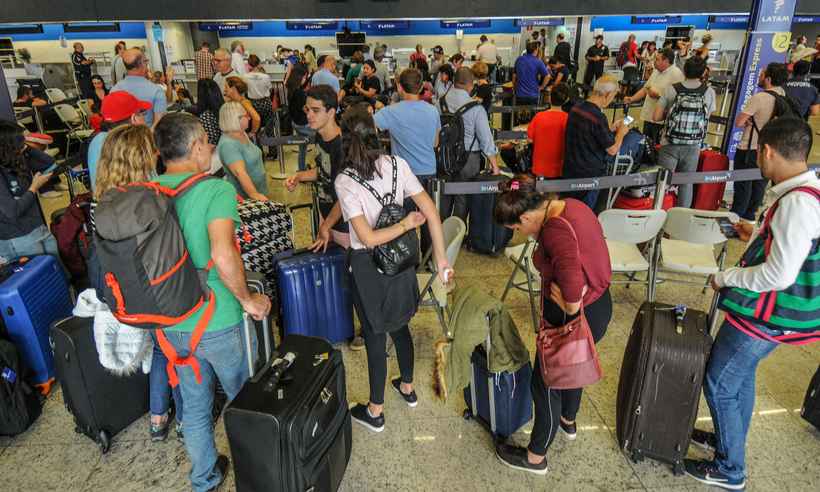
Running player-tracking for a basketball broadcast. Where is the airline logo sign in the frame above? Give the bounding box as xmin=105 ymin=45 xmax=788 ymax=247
xmin=756 ymin=0 xmax=796 ymax=32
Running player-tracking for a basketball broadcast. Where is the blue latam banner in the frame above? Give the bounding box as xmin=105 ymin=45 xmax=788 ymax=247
xmin=515 ymin=18 xmax=565 ymax=27
xmin=198 ymin=23 xmax=253 ymax=32
xmin=754 ymin=0 xmax=796 ymax=32
xmin=710 ymin=15 xmax=750 ymax=24
xmin=440 ymin=20 xmax=491 ymax=29
xmin=360 ymin=21 xmax=411 ymax=31
xmin=794 ymin=16 xmax=820 ymax=23
xmin=631 ymin=16 xmax=683 ymax=25
xmin=285 ymin=21 xmax=340 ymax=31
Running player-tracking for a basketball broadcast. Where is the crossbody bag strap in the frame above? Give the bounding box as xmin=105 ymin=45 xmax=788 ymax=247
xmin=538 ymin=211 xmax=586 ymax=326
xmin=342 ymin=168 xmax=387 ymax=206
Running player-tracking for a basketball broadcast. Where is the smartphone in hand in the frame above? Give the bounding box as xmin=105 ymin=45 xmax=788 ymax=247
xmin=716 ymin=217 xmax=739 ymax=238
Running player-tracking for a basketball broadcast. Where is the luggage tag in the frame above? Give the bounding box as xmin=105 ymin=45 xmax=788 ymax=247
xmin=313 ymin=352 xmax=329 ymax=367
xmin=2 ymin=366 xmax=17 ymax=384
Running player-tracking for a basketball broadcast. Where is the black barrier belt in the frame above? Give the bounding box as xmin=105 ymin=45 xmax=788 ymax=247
xmin=442 ymin=172 xmax=660 ymax=195
xmin=670 ymin=168 xmax=762 ymax=185
xmin=256 ymin=135 xmax=310 ymax=146
xmin=495 ymin=130 xmax=528 ymax=140
xmin=489 ymin=105 xmax=550 ymax=113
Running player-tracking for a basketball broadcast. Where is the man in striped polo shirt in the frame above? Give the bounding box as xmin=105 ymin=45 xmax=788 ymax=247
xmin=685 ymin=117 xmax=820 ymax=491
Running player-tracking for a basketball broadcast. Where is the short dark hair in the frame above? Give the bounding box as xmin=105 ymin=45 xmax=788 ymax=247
xmin=793 ymin=60 xmax=812 ymax=77
xmin=480 ymin=35 xmax=488 ymax=42
xmin=316 ymin=54 xmax=327 ymax=67
xmin=450 ymin=53 xmax=464 ymax=64
xmin=764 ymin=63 xmax=789 ymax=87
xmin=454 ymin=67 xmax=474 ymax=87
xmin=526 ymin=42 xmax=539 ymax=54
xmin=557 ymin=33 xmax=565 ymax=40
xmin=16 ymin=85 xmax=32 ymax=99
xmin=683 ymin=56 xmax=707 ymax=79
xmin=594 ymin=35 xmax=604 ymax=41
xmin=306 ymin=85 xmax=338 ymax=111
xmin=658 ymin=48 xmax=675 ymax=64
xmin=547 ymin=57 xmax=559 ymax=65
xmin=200 ymin=41 xmax=210 ymax=48
xmin=154 ymin=112 xmax=205 ymax=163
xmin=550 ymin=83 xmax=570 ymax=107
xmin=758 ymin=117 xmax=812 ymax=162
xmin=399 ymin=68 xmax=423 ymax=94
xmin=363 ymin=60 xmax=376 ymax=72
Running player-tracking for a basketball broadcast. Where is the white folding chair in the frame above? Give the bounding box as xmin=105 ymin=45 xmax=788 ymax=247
xmin=500 ymin=239 xmax=542 ymax=331
xmin=417 ymin=216 xmax=467 ymax=338
xmin=45 ymin=88 xmax=68 ymax=104
xmin=52 ymin=104 xmax=94 ymax=158
xmin=76 ymin=99 xmax=94 ymax=125
xmin=658 ymin=208 xmax=737 ymax=293
xmin=599 ymin=209 xmax=667 ymax=301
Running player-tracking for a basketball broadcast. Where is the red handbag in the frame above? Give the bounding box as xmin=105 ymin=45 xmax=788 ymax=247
xmin=535 ymin=216 xmax=603 ymax=389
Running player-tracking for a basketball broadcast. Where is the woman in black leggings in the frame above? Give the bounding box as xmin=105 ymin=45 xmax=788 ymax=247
xmin=493 ymin=174 xmax=613 ymax=475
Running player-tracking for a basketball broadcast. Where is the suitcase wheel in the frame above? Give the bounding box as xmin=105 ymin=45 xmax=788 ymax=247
xmin=74 ymin=426 xmax=82 ymax=434
xmin=672 ymin=463 xmax=684 ymax=476
xmin=463 ymin=409 xmax=473 ymax=420
xmin=97 ymin=430 xmax=111 ymax=454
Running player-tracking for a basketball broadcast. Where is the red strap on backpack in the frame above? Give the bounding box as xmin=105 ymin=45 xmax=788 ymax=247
xmin=153 ymin=290 xmax=216 ymax=387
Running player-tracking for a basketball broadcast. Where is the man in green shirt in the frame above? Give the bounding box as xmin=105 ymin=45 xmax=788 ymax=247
xmin=153 ymin=113 xmax=270 ymax=492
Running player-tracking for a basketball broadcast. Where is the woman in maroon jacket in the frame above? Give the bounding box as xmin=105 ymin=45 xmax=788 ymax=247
xmin=493 ymin=174 xmax=613 ymax=475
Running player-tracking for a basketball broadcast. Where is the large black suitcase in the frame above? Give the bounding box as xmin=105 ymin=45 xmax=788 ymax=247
xmin=50 ymin=316 xmax=149 ymax=453
xmin=801 ymin=366 xmax=820 ymax=430
xmin=466 ymin=173 xmax=513 ymax=256
xmin=616 ymin=302 xmax=712 ymax=475
xmin=224 ymin=334 xmax=351 ymax=492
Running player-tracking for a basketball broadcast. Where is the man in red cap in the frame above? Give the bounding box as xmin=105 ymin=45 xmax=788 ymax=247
xmin=86 ymin=91 xmax=152 ymax=192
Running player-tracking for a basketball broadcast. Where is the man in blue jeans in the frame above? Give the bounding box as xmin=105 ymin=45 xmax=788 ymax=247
xmin=153 ymin=113 xmax=271 ymax=491
xmin=686 ymin=118 xmax=820 ymax=491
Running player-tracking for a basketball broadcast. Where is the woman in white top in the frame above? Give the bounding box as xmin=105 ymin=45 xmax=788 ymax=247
xmin=334 ymin=106 xmax=453 ymax=432
xmin=245 ymin=54 xmax=274 ymax=129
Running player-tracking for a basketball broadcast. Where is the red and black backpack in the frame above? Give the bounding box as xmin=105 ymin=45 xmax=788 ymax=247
xmin=93 ymin=173 xmax=217 ymax=387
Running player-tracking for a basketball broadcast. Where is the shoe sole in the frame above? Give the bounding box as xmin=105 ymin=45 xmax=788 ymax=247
xmin=392 ymin=382 xmax=418 ymax=407
xmin=495 ymin=451 xmax=548 ymax=476
xmin=685 ymin=471 xmax=745 ymax=490
xmin=150 ymin=434 xmax=168 ymax=442
xmin=352 ymin=415 xmax=385 ymax=433
xmin=560 ymin=427 xmax=577 ymax=441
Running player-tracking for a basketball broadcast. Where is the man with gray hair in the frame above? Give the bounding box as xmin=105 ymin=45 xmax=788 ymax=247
xmin=111 ymin=48 xmax=167 ymax=126
xmin=230 ymin=40 xmax=247 ymax=74
xmin=213 ymin=47 xmax=240 ymax=93
xmin=563 ymin=74 xmax=630 ymax=210
xmin=153 ymin=112 xmax=271 ymax=492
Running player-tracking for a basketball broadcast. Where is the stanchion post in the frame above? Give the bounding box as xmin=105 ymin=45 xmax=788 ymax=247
xmin=652 ymin=168 xmax=669 ymax=210
xmin=433 ymin=178 xmax=442 ymax=214
xmin=270 ymin=111 xmax=288 ymax=180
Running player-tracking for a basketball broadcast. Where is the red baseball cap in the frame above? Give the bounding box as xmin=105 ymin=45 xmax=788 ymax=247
xmin=101 ymin=91 xmax=152 ymax=122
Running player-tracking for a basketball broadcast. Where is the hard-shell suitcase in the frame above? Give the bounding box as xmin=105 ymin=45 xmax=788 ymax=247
xmin=0 ymin=256 xmax=73 ymax=389
xmin=692 ymin=150 xmax=729 ymax=211
xmin=466 ymin=174 xmax=514 ymax=256
xmin=463 ymin=332 xmax=533 ymax=440
xmin=275 ymin=247 xmax=354 ymax=344
xmin=614 ymin=192 xmax=676 ymax=211
xmin=801 ymin=366 xmax=820 ymax=430
xmin=224 ymin=334 xmax=352 ymax=492
xmin=616 ymin=302 xmax=712 ymax=474
xmin=50 ymin=316 xmax=149 ymax=453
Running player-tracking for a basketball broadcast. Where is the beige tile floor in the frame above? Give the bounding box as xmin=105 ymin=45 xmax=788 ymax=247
xmin=6 ymin=137 xmax=819 ymax=492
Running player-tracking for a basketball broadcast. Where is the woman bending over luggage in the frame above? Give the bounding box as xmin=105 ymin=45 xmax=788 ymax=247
xmin=94 ymin=124 xmax=183 ymax=442
xmin=493 ymin=174 xmax=612 ymax=474
xmin=334 ymin=106 xmax=453 ymax=432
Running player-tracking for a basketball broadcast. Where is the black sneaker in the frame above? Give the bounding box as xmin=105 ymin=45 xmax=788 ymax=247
xmin=559 ymin=419 xmax=577 ymax=441
xmin=175 ymin=422 xmax=184 ymax=442
xmin=391 ymin=379 xmax=418 ymax=407
xmin=684 ymin=459 xmax=745 ymax=491
xmin=207 ymin=454 xmax=230 ymax=492
xmin=350 ymin=403 xmax=385 ymax=433
xmin=495 ymin=443 xmax=548 ymax=475
xmin=691 ymin=428 xmax=718 ymax=452
xmin=149 ymin=414 xmax=172 ymax=442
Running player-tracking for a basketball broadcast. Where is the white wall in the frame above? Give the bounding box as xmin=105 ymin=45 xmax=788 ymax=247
xmin=10 ymin=38 xmax=147 ymax=65
xmin=144 ymin=21 xmax=195 ymax=71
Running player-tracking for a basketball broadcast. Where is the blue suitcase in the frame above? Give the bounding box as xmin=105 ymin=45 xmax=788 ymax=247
xmin=463 ymin=337 xmax=533 ymax=440
xmin=0 ymin=256 xmax=73 ymax=387
xmin=275 ymin=247 xmax=354 ymax=344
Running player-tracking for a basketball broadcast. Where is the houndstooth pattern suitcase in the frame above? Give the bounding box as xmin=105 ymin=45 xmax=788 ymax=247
xmin=237 ymin=200 xmax=294 ymax=306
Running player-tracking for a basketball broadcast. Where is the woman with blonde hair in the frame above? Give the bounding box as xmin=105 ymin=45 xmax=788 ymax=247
xmin=94 ymin=123 xmax=184 ymax=443
xmin=217 ymin=101 xmax=268 ymax=200
xmin=223 ymin=76 xmax=261 ymax=136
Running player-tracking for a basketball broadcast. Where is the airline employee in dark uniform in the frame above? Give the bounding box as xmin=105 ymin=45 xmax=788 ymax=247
xmin=72 ymin=42 xmax=95 ymax=99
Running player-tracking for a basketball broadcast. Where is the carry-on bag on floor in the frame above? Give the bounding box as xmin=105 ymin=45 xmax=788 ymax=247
xmin=692 ymin=150 xmax=729 ymax=211
xmin=224 ymin=334 xmax=352 ymax=492
xmin=0 ymin=256 xmax=73 ymax=390
xmin=616 ymin=302 xmax=712 ymax=475
xmin=463 ymin=332 xmax=533 ymax=440
xmin=0 ymin=338 xmax=43 ymax=436
xmin=801 ymin=366 xmax=820 ymax=430
xmin=466 ymin=173 xmax=514 ymax=256
xmin=613 ymin=192 xmax=676 ymax=211
xmin=50 ymin=316 xmax=149 ymax=453
xmin=274 ymin=247 xmax=354 ymax=344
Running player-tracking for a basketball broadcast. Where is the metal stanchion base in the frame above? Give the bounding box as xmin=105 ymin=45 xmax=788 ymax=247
xmin=270 ymin=145 xmax=288 ymax=180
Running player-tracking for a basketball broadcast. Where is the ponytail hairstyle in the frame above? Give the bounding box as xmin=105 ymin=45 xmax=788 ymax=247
xmin=494 ymin=174 xmax=548 ymax=226
xmin=340 ymin=104 xmax=383 ymax=181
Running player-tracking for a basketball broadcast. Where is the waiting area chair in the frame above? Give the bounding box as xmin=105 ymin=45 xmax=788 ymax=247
xmin=45 ymin=88 xmax=68 ymax=104
xmin=52 ymin=104 xmax=94 ymax=158
xmin=500 ymin=239 xmax=541 ymax=331
xmin=598 ymin=209 xmax=667 ymax=302
xmin=417 ymin=216 xmax=467 ymax=338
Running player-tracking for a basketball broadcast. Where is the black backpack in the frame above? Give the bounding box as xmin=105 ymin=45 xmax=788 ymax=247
xmin=437 ymin=100 xmax=482 ymax=177
xmin=748 ymin=90 xmax=802 ymax=140
xmin=0 ymin=338 xmax=42 ymax=436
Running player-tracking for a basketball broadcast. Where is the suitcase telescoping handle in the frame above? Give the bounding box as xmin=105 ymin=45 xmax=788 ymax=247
xmin=242 ymin=277 xmax=273 ymax=378
xmin=707 ymin=289 xmax=722 ymax=336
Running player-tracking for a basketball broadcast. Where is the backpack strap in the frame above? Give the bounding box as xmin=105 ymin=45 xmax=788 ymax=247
xmin=153 ymin=290 xmax=216 ymax=388
xmin=760 ymin=185 xmax=820 ymax=256
xmin=455 ymin=101 xmax=484 ymax=154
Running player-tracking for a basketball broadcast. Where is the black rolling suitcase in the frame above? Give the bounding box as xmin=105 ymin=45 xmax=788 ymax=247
xmin=50 ymin=316 xmax=149 ymax=453
xmin=616 ymin=302 xmax=713 ymax=474
xmin=224 ymin=334 xmax=351 ymax=492
xmin=801 ymin=366 xmax=820 ymax=430
xmin=466 ymin=173 xmax=513 ymax=256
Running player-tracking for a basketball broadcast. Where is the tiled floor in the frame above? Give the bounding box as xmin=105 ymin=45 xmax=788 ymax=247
xmin=6 ymin=128 xmax=820 ymax=491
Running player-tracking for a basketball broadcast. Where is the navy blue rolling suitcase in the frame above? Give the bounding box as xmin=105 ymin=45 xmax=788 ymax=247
xmin=466 ymin=174 xmax=513 ymax=256
xmin=464 ymin=335 xmax=533 ymax=440
xmin=0 ymin=256 xmax=73 ymax=389
xmin=275 ymin=247 xmax=354 ymax=344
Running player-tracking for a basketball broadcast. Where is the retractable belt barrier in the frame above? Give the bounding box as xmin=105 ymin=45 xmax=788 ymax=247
xmin=494 ymin=130 xmax=528 ymax=140
xmin=256 ymin=135 xmax=310 ymax=147
xmin=489 ymin=105 xmax=550 ymax=114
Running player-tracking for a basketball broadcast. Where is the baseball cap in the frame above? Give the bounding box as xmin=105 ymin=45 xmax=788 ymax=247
xmin=101 ymin=91 xmax=152 ymax=122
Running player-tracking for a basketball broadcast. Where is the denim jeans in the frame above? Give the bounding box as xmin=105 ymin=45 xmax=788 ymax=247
xmin=0 ymin=225 xmax=59 ymax=264
xmin=730 ymin=149 xmax=767 ymax=222
xmin=703 ymin=319 xmax=780 ymax=481
xmin=292 ymin=123 xmax=316 ymax=171
xmin=149 ymin=338 xmax=183 ymax=423
xmin=163 ymin=322 xmax=256 ymax=492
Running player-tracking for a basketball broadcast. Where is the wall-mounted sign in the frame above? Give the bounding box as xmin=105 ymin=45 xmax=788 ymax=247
xmin=285 ymin=21 xmax=340 ymax=31
xmin=794 ymin=16 xmax=820 ymax=24
xmin=515 ymin=18 xmax=565 ymax=27
xmin=440 ymin=20 xmax=491 ymax=29
xmin=709 ymin=15 xmax=750 ymax=24
xmin=631 ymin=16 xmax=682 ymax=25
xmin=360 ymin=21 xmax=411 ymax=31
xmin=198 ymin=22 xmax=253 ymax=32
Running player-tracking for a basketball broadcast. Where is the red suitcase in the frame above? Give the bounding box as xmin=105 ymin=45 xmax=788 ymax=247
xmin=614 ymin=192 xmax=676 ymax=211
xmin=692 ymin=150 xmax=729 ymax=210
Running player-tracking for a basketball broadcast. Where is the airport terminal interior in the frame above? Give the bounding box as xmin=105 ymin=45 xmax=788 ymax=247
xmin=1 ymin=3 xmax=820 ymax=492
